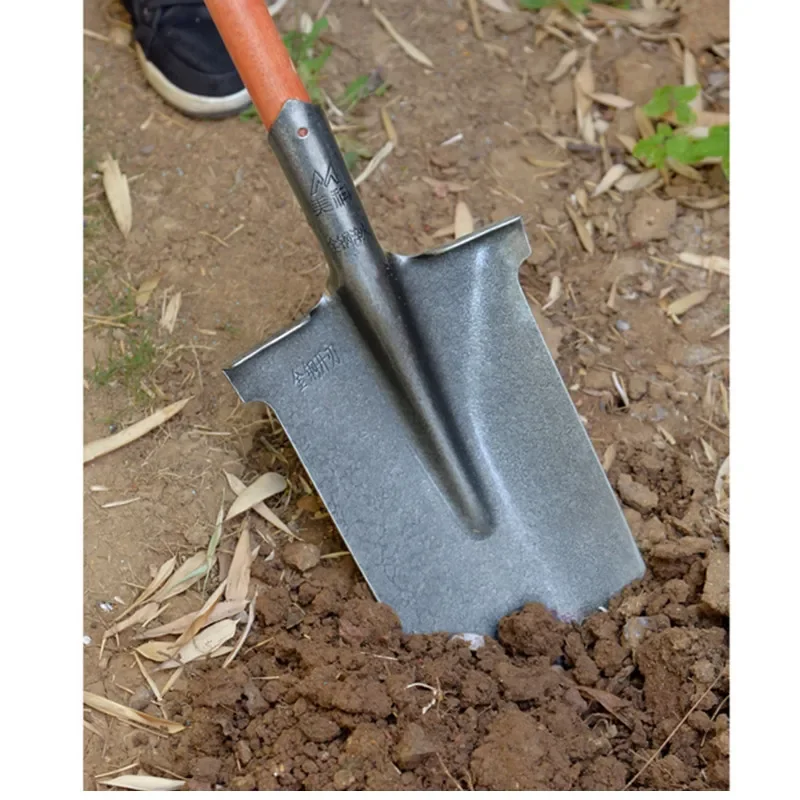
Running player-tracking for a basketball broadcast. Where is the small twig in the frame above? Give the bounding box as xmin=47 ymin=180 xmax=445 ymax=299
xmin=95 ymin=762 xmax=139 ymax=780
xmin=84 ymin=28 xmax=111 ymax=42
xmin=567 ymin=141 xmax=624 ymax=156
xmin=436 ymin=753 xmax=465 ymax=791
xmin=625 ymin=671 xmax=724 ymax=789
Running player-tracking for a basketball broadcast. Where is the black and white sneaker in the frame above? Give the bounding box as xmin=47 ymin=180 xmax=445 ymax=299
xmin=122 ymin=0 xmax=251 ymax=118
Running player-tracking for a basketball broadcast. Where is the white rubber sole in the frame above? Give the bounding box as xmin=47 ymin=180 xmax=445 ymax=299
xmin=134 ymin=42 xmax=252 ymax=119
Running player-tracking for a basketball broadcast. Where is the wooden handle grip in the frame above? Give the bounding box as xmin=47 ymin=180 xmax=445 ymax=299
xmin=205 ymin=0 xmax=310 ymax=129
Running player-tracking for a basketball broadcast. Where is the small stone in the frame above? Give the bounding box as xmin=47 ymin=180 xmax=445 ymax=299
xmin=236 ymin=740 xmax=253 ymax=766
xmin=282 ymin=541 xmax=321 ymax=572
xmin=701 ymin=550 xmax=729 ymax=615
xmin=622 ymin=616 xmax=654 ymax=651
xmin=628 ymin=196 xmax=677 ymax=242
xmin=494 ymin=12 xmax=529 ymax=34
xmin=333 ymin=769 xmax=356 ymax=790
xmin=394 ymin=723 xmax=436 ymax=770
xmin=615 ymin=319 xmax=630 ymax=332
xmin=455 ymin=19 xmax=469 ymax=34
xmin=617 ymin=474 xmax=659 ymax=513
xmin=128 ymin=685 xmax=153 ymax=711
xmin=628 ymin=375 xmax=648 ymax=400
xmin=139 ymin=144 xmax=155 ymax=155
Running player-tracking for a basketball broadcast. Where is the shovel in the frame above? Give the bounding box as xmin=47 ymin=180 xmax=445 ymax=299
xmin=206 ymin=0 xmax=644 ymax=635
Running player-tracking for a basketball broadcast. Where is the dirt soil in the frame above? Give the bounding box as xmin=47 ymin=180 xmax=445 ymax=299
xmin=84 ymin=0 xmax=730 ymax=791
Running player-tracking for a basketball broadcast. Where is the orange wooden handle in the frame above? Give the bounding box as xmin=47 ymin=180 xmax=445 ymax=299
xmin=205 ymin=0 xmax=310 ymax=129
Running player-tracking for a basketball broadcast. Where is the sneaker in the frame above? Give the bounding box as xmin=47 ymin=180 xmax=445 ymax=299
xmin=122 ymin=0 xmax=251 ymax=118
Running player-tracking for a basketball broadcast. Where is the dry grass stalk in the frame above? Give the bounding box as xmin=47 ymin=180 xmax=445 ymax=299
xmin=225 ymin=472 xmax=287 ymax=520
xmin=98 ymin=155 xmax=132 ymax=237
xmin=84 ymin=397 xmax=192 ymax=464
xmin=612 ymin=372 xmax=629 ymax=407
xmin=354 ymin=140 xmax=394 ymax=187
xmin=160 ymin=666 xmax=184 ymax=698
xmin=83 ymin=691 xmax=185 ymax=734
xmin=99 ymin=775 xmax=185 ymax=791
xmin=466 ymin=0 xmax=483 ymax=39
xmin=545 ymin=49 xmax=578 ymax=83
xmin=454 ymin=201 xmax=474 ymax=239
xmin=565 ymin=203 xmax=594 ymax=254
xmin=372 ymin=7 xmax=433 ymax=68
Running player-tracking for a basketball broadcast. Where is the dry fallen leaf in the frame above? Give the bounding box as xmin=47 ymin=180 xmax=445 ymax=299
xmin=454 ymin=201 xmax=474 ymax=239
xmin=98 ymin=155 xmax=132 ymax=237
xmin=602 ymin=443 xmax=617 ymax=472
xmin=588 ymin=91 xmax=634 ymax=110
xmin=114 ymin=557 xmax=176 ymax=622
xmin=160 ymin=291 xmax=182 ymax=335
xmin=574 ymin=53 xmax=596 ymax=145
xmin=677 ymin=195 xmax=729 ymax=211
xmin=223 ymin=593 xmax=257 ymax=668
xmin=135 ymin=640 xmax=175 ymax=662
xmin=102 ymin=603 xmax=160 ymax=642
xmin=615 ymin=170 xmax=660 ymax=192
xmin=83 ymin=398 xmax=192 ymax=464
xmin=99 ymin=775 xmax=185 ymax=791
xmin=524 ymin=156 xmax=569 ymax=169
xmin=565 ymin=203 xmax=594 ymax=254
xmin=684 ymin=49 xmax=703 ymax=116
xmin=714 ymin=455 xmax=730 ymax=504
xmin=135 ymin=274 xmax=162 ymax=308
xmin=466 ymin=0 xmax=483 ymax=40
xmin=151 ymin=551 xmax=208 ymax=604
xmin=545 ymin=49 xmax=578 ymax=83
xmin=678 ymin=252 xmax=730 ymax=275
xmin=666 ymin=158 xmax=704 ymax=182
xmin=380 ymin=106 xmax=397 ymax=145
xmin=225 ymin=472 xmax=287 ymax=521
xmin=592 ymin=164 xmax=628 ymax=197
xmin=481 ymin=0 xmax=511 ymax=11
xmin=169 ymin=580 xmax=229 ymax=653
xmin=372 ymin=7 xmax=433 ymax=68
xmin=542 ymin=275 xmax=562 ymax=311
xmin=354 ymin=140 xmax=394 ymax=187
xmin=224 ymin=471 xmax=294 ymax=536
xmin=226 ymin=521 xmax=254 ymax=602
xmin=137 ymin=600 xmax=248 ymax=640
xmin=83 ymin=691 xmax=185 ymax=734
xmin=666 ymin=289 xmax=711 ymax=318
xmin=168 ymin=619 xmax=238 ymax=668
xmin=616 ymin=133 xmax=638 ymax=154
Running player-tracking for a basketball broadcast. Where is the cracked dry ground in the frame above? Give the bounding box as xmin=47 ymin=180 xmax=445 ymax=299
xmin=83 ymin=0 xmax=730 ymax=790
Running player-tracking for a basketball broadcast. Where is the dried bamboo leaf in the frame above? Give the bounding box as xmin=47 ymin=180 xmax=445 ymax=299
xmin=174 ymin=619 xmax=238 ymax=666
xmin=635 ymin=107 xmax=656 ymax=140
xmin=481 ymin=0 xmax=511 ymax=11
xmin=574 ymin=54 xmax=596 ymax=144
xmin=524 ymin=156 xmax=569 ymax=169
xmin=135 ymin=640 xmax=175 ymax=662
xmin=578 ymin=686 xmax=630 ymax=712
xmin=226 ymin=521 xmax=253 ymax=602
xmin=592 ymin=163 xmax=628 ymax=197
xmin=431 ymin=223 xmax=455 ymax=238
xmin=102 ymin=603 xmax=160 ymax=641
xmin=714 ymin=455 xmax=730 ymax=504
xmin=602 ymin=443 xmax=617 ymax=472
xmin=616 ymin=133 xmax=638 ymax=154
xmin=225 ymin=472 xmax=287 ymax=521
xmin=678 ymin=252 xmax=730 ymax=275
xmin=542 ymin=275 xmax=562 ymax=311
xmin=160 ymin=291 xmax=182 ymax=335
xmin=372 ymin=7 xmax=433 ymax=68
xmin=354 ymin=140 xmax=394 ymax=187
xmin=133 ymin=651 xmax=163 ymax=702
xmin=99 ymin=775 xmax=185 ymax=791
xmin=684 ymin=49 xmax=703 ymax=115
xmin=84 ymin=398 xmax=191 ymax=464
xmin=135 ymin=275 xmax=162 ymax=308
xmin=223 ymin=593 xmax=257 ymax=668
xmin=545 ymin=49 xmax=578 ymax=83
xmin=136 ymin=600 xmax=248 ymax=640
xmin=616 ymin=169 xmax=660 ymax=192
xmin=677 ymin=195 xmax=729 ymax=210
xmin=83 ymin=691 xmax=185 ymax=734
xmin=224 ymin=471 xmax=294 ymax=535
xmin=588 ymin=91 xmax=634 ymax=110
xmin=98 ymin=155 xmax=132 ymax=237
xmin=114 ymin=557 xmax=176 ymax=622
xmin=565 ymin=203 xmax=594 ymax=254
xmin=666 ymin=289 xmax=711 ymax=318
xmin=666 ymin=158 xmax=704 ymax=181
xmin=151 ymin=551 xmax=207 ymax=603
xmin=169 ymin=580 xmax=229 ymax=653
xmin=454 ymin=201 xmax=474 ymax=239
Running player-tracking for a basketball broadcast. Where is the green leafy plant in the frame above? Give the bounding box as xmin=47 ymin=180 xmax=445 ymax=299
xmin=339 ymin=74 xmax=370 ymax=111
xmin=241 ymin=17 xmax=332 ymax=119
xmin=633 ymin=85 xmax=730 ymax=178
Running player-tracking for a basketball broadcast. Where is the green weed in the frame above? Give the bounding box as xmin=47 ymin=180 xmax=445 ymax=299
xmin=519 ymin=0 xmax=629 ymax=13
xmin=240 ymin=17 xmax=332 ymax=120
xmin=633 ymin=85 xmax=730 ymax=179
xmin=89 ymin=334 xmax=157 ymax=394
